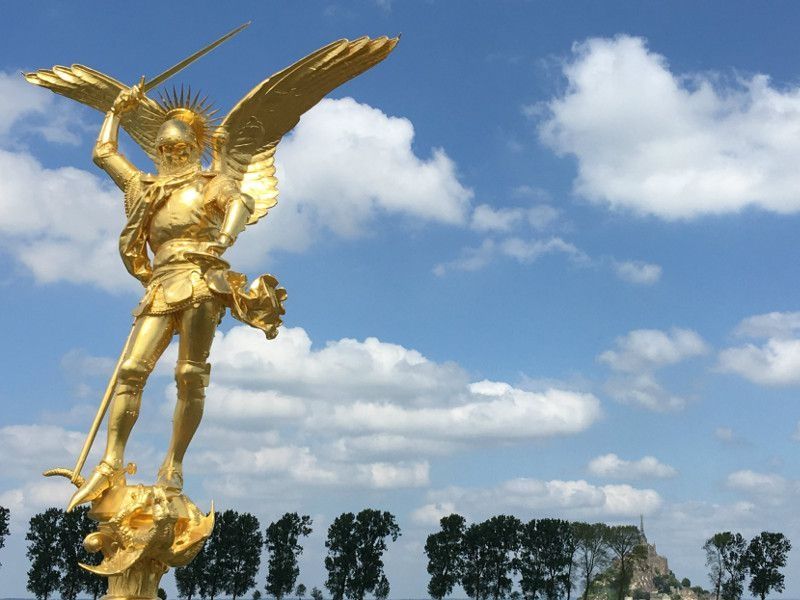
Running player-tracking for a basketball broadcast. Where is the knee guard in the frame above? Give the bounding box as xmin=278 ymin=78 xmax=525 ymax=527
xmin=117 ymin=357 xmax=153 ymax=393
xmin=175 ymin=360 xmax=211 ymax=397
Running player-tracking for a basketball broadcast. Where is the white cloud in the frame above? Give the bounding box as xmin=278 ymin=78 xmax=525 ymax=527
xmin=613 ymin=260 xmax=662 ymax=285
xmin=421 ymin=478 xmax=661 ymax=520
xmin=0 ymin=424 xmax=86 ymax=478
xmin=599 ymin=328 xmax=708 ymax=372
xmin=719 ymin=312 xmax=800 ymax=386
xmin=734 ymin=311 xmax=800 ymax=339
xmin=538 ymin=35 xmax=800 ymax=220
xmin=411 ymin=502 xmax=457 ymax=526
xmin=588 ymin=453 xmax=677 ymax=479
xmin=433 ymin=235 xmax=586 ymax=275
xmin=230 ymin=97 xmax=473 ymax=268
xmin=726 ymin=470 xmax=789 ymax=496
xmin=470 ymin=204 xmax=559 ymax=233
xmin=599 ymin=327 xmax=708 ymax=411
xmin=202 ymin=326 xmax=601 ymax=442
xmin=0 ymin=148 xmax=133 ymax=292
xmin=715 ymin=427 xmax=736 ymax=442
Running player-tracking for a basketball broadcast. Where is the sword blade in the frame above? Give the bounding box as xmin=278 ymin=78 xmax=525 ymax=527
xmin=143 ymin=21 xmax=251 ymax=92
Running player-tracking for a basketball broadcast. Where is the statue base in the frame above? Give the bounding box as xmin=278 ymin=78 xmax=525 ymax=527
xmin=82 ymin=483 xmax=214 ymax=600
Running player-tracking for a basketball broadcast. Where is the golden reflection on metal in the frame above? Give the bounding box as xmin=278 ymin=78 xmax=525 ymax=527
xmin=27 ymin=27 xmax=398 ymax=600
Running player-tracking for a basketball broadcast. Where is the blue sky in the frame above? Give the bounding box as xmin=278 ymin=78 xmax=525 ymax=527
xmin=3 ymin=1 xmax=800 ymax=598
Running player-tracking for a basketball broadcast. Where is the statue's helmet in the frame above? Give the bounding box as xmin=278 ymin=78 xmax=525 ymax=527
xmin=156 ymin=118 xmax=198 ymax=149
xmin=153 ymin=87 xmax=217 ymax=161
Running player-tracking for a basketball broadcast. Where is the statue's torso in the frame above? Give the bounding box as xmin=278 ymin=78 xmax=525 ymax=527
xmin=148 ymin=177 xmax=222 ymax=252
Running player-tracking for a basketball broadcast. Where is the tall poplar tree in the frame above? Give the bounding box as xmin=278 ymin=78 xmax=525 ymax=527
xmin=425 ymin=514 xmax=467 ymax=600
xmin=0 ymin=505 xmax=9 ymax=569
xmin=26 ymin=507 xmax=62 ymax=600
xmin=225 ymin=512 xmax=263 ymax=600
xmin=745 ymin=532 xmax=791 ymax=600
xmin=266 ymin=512 xmax=313 ymax=600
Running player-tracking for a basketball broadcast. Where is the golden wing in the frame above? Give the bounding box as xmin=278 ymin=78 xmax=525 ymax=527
xmin=24 ymin=65 xmax=166 ymax=161
xmin=216 ymin=36 xmax=399 ymax=225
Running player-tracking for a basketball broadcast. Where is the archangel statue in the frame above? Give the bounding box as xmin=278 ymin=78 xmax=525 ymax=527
xmin=26 ymin=28 xmax=397 ymax=598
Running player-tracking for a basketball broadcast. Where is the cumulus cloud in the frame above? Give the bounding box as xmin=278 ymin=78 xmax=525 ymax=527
xmin=433 ymin=236 xmax=586 ymax=275
xmin=419 ymin=478 xmax=662 ymax=521
xmin=599 ymin=327 xmax=708 ymax=411
xmin=202 ymin=326 xmax=601 ymax=441
xmin=719 ymin=311 xmax=800 ymax=386
xmin=588 ymin=453 xmax=677 ymax=479
xmin=230 ymin=97 xmax=473 ymax=268
xmin=538 ymin=35 xmax=800 ymax=220
xmin=140 ymin=325 xmax=605 ymax=495
xmin=470 ymin=203 xmax=559 ymax=233
xmin=726 ymin=470 xmax=789 ymax=497
xmin=613 ymin=260 xmax=662 ymax=285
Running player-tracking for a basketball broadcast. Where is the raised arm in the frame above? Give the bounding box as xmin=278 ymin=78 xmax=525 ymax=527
xmin=92 ymin=87 xmax=142 ymax=191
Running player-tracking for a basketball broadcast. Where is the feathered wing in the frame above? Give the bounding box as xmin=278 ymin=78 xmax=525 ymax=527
xmin=216 ymin=36 xmax=399 ymax=225
xmin=24 ymin=65 xmax=166 ymax=161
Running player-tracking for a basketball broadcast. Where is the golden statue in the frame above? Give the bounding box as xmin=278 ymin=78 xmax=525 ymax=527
xmin=26 ymin=24 xmax=397 ymax=599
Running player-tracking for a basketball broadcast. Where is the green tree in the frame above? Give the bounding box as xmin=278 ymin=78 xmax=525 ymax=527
xmin=197 ymin=510 xmax=231 ymax=600
xmin=573 ymin=523 xmax=611 ymax=600
xmin=311 ymin=586 xmax=324 ymax=600
xmin=715 ymin=532 xmax=748 ymax=600
xmin=425 ymin=513 xmax=466 ymax=600
xmin=266 ymin=512 xmax=313 ymax=600
xmin=605 ymin=525 xmax=646 ymax=600
xmin=297 ymin=583 xmax=308 ymax=599
xmin=745 ymin=532 xmax=791 ymax=600
xmin=704 ymin=534 xmax=727 ymax=600
xmin=518 ymin=520 xmax=545 ymax=600
xmin=375 ymin=574 xmax=390 ymax=600
xmin=158 ymin=588 xmax=168 ymax=600
xmin=175 ymin=542 xmax=207 ymax=600
xmin=461 ymin=520 xmax=491 ymax=600
xmin=349 ymin=509 xmax=400 ymax=600
xmin=325 ymin=513 xmax=357 ymax=600
xmin=0 ymin=505 xmax=9 ymax=568
xmin=26 ymin=507 xmax=62 ymax=600
xmin=519 ymin=518 xmax=574 ymax=600
xmin=681 ymin=578 xmax=690 ymax=588
xmin=225 ymin=512 xmax=263 ymax=600
xmin=253 ymin=591 xmax=263 ymax=600
xmin=58 ymin=506 xmax=102 ymax=600
xmin=482 ymin=515 xmax=521 ymax=600
xmin=324 ymin=509 xmax=400 ymax=600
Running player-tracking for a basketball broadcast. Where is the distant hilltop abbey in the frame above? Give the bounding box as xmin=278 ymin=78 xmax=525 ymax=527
xmin=625 ymin=516 xmax=709 ymax=600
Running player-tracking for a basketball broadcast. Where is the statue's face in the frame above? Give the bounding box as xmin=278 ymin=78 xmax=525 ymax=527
xmin=157 ymin=140 xmax=200 ymax=173
xmin=155 ymin=119 xmax=201 ymax=175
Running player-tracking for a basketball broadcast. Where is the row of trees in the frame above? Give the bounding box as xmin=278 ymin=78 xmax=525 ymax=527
xmin=704 ymin=531 xmax=792 ymax=600
xmin=24 ymin=507 xmax=104 ymax=600
xmin=174 ymin=508 xmax=401 ymax=600
xmin=425 ymin=515 xmax=647 ymax=600
xmin=22 ymin=506 xmax=400 ymax=600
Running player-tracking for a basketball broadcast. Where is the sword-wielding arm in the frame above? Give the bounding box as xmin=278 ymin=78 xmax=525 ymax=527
xmin=93 ymin=86 xmax=143 ymax=192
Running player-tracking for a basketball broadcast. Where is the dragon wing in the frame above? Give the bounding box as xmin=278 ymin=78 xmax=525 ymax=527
xmin=215 ymin=35 xmax=399 ymax=225
xmin=24 ymin=65 xmax=166 ymax=161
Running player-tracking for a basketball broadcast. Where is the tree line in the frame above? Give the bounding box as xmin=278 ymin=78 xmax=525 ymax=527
xmin=425 ymin=515 xmax=792 ymax=600
xmin=703 ymin=531 xmax=791 ymax=600
xmin=21 ymin=505 xmax=399 ymax=600
xmin=425 ymin=515 xmax=646 ymax=600
xmin=9 ymin=504 xmax=793 ymax=600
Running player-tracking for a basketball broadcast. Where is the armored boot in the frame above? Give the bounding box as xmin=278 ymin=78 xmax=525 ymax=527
xmin=67 ymin=358 xmax=150 ymax=511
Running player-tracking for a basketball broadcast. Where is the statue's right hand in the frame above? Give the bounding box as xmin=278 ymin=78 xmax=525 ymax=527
xmin=111 ymin=82 xmax=144 ymax=116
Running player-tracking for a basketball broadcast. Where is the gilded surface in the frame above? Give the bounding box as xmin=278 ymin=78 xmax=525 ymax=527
xmin=27 ymin=25 xmax=398 ymax=600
